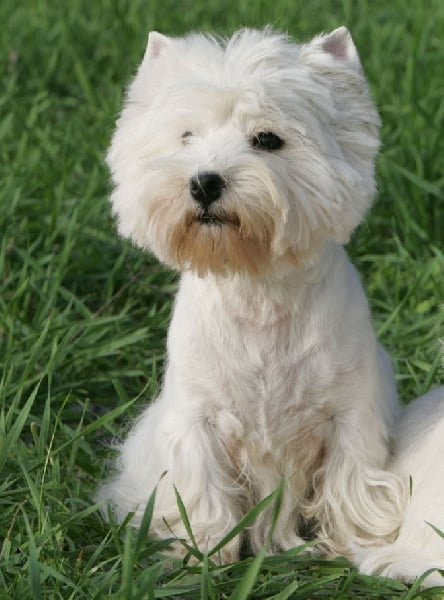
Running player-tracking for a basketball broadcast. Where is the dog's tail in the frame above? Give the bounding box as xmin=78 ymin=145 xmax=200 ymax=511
xmin=353 ymin=542 xmax=444 ymax=588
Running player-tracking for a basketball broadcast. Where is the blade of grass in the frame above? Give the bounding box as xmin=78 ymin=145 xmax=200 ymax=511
xmin=0 ymin=378 xmax=42 ymax=472
xmin=208 ymin=484 xmax=284 ymax=557
xmin=230 ymin=547 xmax=268 ymax=600
xmin=173 ymin=484 xmax=199 ymax=551
xmin=22 ymin=509 xmax=42 ymax=600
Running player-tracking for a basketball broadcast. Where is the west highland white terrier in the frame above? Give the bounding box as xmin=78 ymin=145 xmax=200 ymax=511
xmin=99 ymin=26 xmax=443 ymax=580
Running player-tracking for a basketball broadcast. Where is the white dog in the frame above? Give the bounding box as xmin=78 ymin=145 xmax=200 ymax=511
xmin=99 ymin=27 xmax=409 ymax=563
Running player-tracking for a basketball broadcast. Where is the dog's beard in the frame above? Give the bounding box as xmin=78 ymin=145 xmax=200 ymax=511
xmin=173 ymin=214 xmax=272 ymax=276
xmin=146 ymin=191 xmax=275 ymax=276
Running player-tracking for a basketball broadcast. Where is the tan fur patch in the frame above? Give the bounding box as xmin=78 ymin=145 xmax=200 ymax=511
xmin=170 ymin=212 xmax=274 ymax=276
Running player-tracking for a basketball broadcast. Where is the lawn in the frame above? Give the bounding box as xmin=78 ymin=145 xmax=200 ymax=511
xmin=1 ymin=0 xmax=443 ymax=598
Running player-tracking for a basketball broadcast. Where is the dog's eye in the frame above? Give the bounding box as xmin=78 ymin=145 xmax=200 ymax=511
xmin=252 ymin=132 xmax=284 ymax=152
xmin=182 ymin=131 xmax=193 ymax=144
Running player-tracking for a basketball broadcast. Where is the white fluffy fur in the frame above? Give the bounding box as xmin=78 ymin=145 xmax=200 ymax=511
xmin=355 ymin=387 xmax=444 ymax=587
xmin=99 ymin=27 xmax=409 ymax=563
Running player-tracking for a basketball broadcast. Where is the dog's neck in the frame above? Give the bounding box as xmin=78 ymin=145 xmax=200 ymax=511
xmin=181 ymin=241 xmax=345 ymax=326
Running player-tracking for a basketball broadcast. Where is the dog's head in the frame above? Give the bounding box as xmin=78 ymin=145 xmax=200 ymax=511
xmin=107 ymin=27 xmax=380 ymax=276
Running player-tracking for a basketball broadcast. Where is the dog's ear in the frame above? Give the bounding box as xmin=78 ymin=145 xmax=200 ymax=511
xmin=300 ymin=27 xmax=363 ymax=74
xmin=143 ymin=31 xmax=172 ymax=61
xmin=321 ymin=27 xmax=361 ymax=67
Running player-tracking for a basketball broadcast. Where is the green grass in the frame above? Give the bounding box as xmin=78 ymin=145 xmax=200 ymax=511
xmin=1 ymin=0 xmax=443 ymax=597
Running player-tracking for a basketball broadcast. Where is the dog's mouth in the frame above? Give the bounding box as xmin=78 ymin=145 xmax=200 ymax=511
xmin=196 ymin=211 xmax=239 ymax=227
xmin=198 ymin=213 xmax=222 ymax=225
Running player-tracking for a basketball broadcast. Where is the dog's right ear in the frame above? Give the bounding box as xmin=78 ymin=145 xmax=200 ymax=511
xmin=143 ymin=31 xmax=172 ymax=61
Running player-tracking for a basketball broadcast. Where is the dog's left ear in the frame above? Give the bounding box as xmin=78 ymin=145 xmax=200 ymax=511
xmin=322 ymin=27 xmax=361 ymax=67
xmin=301 ymin=26 xmax=363 ymax=73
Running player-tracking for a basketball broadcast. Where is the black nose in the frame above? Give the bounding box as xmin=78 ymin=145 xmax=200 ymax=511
xmin=189 ymin=172 xmax=225 ymax=208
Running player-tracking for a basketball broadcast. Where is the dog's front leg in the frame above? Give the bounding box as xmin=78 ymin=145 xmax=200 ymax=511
xmin=102 ymin=401 xmax=245 ymax=563
xmin=155 ymin=409 xmax=247 ymax=562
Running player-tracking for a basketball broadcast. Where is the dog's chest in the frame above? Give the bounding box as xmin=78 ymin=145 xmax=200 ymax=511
xmin=221 ymin=320 xmax=323 ymax=432
xmin=170 ymin=274 xmax=339 ymax=456
xmin=229 ymin=321 xmax=296 ymax=405
xmin=179 ymin=311 xmax=331 ymax=451
xmin=201 ymin=318 xmax=334 ymax=481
